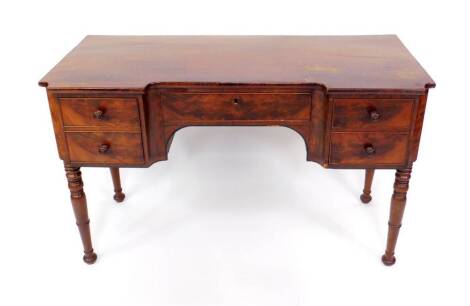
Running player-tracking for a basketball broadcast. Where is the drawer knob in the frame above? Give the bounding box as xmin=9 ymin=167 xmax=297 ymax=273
xmin=93 ymin=109 xmax=106 ymax=120
xmin=368 ymin=109 xmax=381 ymax=121
xmin=98 ymin=143 xmax=110 ymax=154
xmin=364 ymin=144 xmax=376 ymax=155
xmin=232 ymin=98 xmax=241 ymax=106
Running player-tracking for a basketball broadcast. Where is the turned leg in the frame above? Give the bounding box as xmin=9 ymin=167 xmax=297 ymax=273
xmin=110 ymin=167 xmax=125 ymax=202
xmin=360 ymin=169 xmax=375 ymax=204
xmin=382 ymin=166 xmax=412 ymax=266
xmin=65 ymin=164 xmax=97 ymax=264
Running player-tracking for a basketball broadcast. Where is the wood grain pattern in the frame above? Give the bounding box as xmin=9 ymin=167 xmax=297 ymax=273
xmin=47 ymin=91 xmax=67 ymax=160
xmin=332 ymin=98 xmax=414 ymax=131
xmin=60 ymin=97 xmax=140 ymax=130
xmin=66 ymin=132 xmax=144 ymax=164
xmin=161 ymin=93 xmax=311 ymax=122
xmin=409 ymin=93 xmax=429 ymax=162
xmin=39 ymin=35 xmax=435 ymax=91
xmin=329 ymin=132 xmax=408 ymax=166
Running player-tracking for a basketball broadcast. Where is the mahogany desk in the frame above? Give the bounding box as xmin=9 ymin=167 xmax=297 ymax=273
xmin=39 ymin=35 xmax=435 ymax=265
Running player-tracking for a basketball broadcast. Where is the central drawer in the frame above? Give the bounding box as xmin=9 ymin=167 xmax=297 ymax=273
xmin=161 ymin=93 xmax=312 ymax=122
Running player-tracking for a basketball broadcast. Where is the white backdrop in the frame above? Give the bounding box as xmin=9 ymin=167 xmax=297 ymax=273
xmin=1 ymin=1 xmax=469 ymax=305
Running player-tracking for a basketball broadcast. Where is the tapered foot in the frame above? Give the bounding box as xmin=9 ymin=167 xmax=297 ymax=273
xmin=360 ymin=169 xmax=375 ymax=204
xmin=113 ymin=192 xmax=125 ymax=203
xmin=381 ymin=254 xmax=396 ymax=266
xmin=83 ymin=251 xmax=98 ymax=264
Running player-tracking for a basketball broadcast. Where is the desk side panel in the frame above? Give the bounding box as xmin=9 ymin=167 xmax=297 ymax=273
xmin=409 ymin=92 xmax=429 ymax=163
xmin=46 ymin=90 xmax=68 ymax=161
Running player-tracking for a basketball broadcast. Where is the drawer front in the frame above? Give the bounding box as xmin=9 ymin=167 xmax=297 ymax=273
xmin=60 ymin=97 xmax=141 ymax=130
xmin=332 ymin=99 xmax=414 ymax=131
xmin=161 ymin=93 xmax=311 ymax=121
xmin=66 ymin=132 xmax=144 ymax=163
xmin=329 ymin=132 xmax=408 ymax=165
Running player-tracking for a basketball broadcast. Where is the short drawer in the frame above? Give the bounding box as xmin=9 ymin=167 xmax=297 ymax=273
xmin=161 ymin=93 xmax=311 ymax=122
xmin=329 ymin=132 xmax=408 ymax=165
xmin=332 ymin=98 xmax=414 ymax=131
xmin=60 ymin=97 xmax=141 ymax=130
xmin=66 ymin=132 xmax=144 ymax=164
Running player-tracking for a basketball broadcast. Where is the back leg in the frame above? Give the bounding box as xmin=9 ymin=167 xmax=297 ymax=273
xmin=360 ymin=169 xmax=375 ymax=204
xmin=110 ymin=167 xmax=125 ymax=203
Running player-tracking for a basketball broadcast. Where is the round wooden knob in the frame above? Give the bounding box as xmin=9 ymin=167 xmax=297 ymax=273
xmin=98 ymin=144 xmax=110 ymax=154
xmin=93 ymin=109 xmax=105 ymax=120
xmin=364 ymin=144 xmax=376 ymax=155
xmin=369 ymin=109 xmax=381 ymax=121
xmin=232 ymin=98 xmax=240 ymax=106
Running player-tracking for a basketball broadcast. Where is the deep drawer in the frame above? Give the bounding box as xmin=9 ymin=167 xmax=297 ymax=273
xmin=161 ymin=93 xmax=311 ymax=122
xmin=60 ymin=97 xmax=141 ymax=130
xmin=329 ymin=132 xmax=408 ymax=166
xmin=332 ymin=98 xmax=414 ymax=131
xmin=66 ymin=132 xmax=144 ymax=164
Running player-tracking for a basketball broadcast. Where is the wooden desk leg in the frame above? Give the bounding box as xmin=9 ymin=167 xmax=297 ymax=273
xmin=360 ymin=169 xmax=375 ymax=204
xmin=110 ymin=167 xmax=125 ymax=203
xmin=65 ymin=164 xmax=97 ymax=264
xmin=382 ymin=166 xmax=412 ymax=266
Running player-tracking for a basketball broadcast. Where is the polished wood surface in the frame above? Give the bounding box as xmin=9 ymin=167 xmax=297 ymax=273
xmin=39 ymin=35 xmax=435 ymax=91
xmin=40 ymin=35 xmax=435 ymax=265
xmin=66 ymin=131 xmax=144 ymax=164
xmin=332 ymin=98 xmax=414 ymax=131
xmin=161 ymin=93 xmax=312 ymax=122
xmin=60 ymin=97 xmax=141 ymax=130
xmin=329 ymin=132 xmax=408 ymax=166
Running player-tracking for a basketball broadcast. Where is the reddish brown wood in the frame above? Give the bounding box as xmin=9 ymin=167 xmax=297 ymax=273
xmin=382 ymin=166 xmax=412 ymax=266
xmin=161 ymin=93 xmax=311 ymax=122
xmin=332 ymin=98 xmax=414 ymax=131
xmin=60 ymin=97 xmax=140 ymax=131
xmin=64 ymin=164 xmax=97 ymax=264
xmin=66 ymin=131 xmax=144 ymax=164
xmin=110 ymin=167 xmax=125 ymax=202
xmin=47 ymin=91 xmax=67 ymax=160
xmin=307 ymin=86 xmax=328 ymax=163
xmin=40 ymin=36 xmax=435 ymax=265
xmin=39 ymin=36 xmax=435 ymax=90
xmin=409 ymin=93 xmax=429 ymax=162
xmin=329 ymin=132 xmax=408 ymax=166
xmin=360 ymin=169 xmax=375 ymax=203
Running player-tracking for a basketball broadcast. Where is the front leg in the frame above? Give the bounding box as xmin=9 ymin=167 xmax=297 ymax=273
xmin=65 ymin=164 xmax=97 ymax=264
xmin=382 ymin=166 xmax=412 ymax=266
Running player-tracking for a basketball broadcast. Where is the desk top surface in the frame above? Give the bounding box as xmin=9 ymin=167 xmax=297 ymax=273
xmin=40 ymin=35 xmax=435 ymax=91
